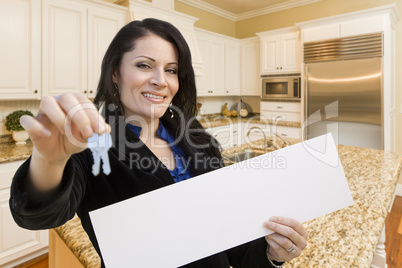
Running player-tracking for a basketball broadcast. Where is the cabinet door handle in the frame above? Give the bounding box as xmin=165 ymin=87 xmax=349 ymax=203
xmin=84 ymin=90 xmax=87 ymax=93
xmin=280 ymin=67 xmax=283 ymax=69
xmin=276 ymin=67 xmax=279 ymax=69
xmin=90 ymin=90 xmax=93 ymax=94
xmin=34 ymin=90 xmax=38 ymax=94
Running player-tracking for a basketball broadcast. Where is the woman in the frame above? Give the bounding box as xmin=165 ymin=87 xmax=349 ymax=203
xmin=10 ymin=18 xmax=308 ymax=267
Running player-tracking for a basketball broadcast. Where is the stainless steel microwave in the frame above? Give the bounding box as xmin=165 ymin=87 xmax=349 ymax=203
xmin=261 ymin=75 xmax=301 ymax=100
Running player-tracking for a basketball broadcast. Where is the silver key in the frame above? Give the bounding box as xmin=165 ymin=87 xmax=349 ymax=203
xmin=91 ymin=148 xmax=102 ymax=176
xmin=88 ymin=132 xmax=113 ymax=176
xmin=100 ymin=148 xmax=111 ymax=175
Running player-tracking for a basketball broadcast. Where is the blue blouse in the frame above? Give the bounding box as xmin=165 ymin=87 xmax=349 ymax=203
xmin=127 ymin=122 xmax=193 ymax=183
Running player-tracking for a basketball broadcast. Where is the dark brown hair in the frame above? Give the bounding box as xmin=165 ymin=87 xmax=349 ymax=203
xmin=93 ymin=18 xmax=221 ymax=166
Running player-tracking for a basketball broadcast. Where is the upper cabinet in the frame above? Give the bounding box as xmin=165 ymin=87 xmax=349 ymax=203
xmin=42 ymin=0 xmax=127 ymax=98
xmin=257 ymin=27 xmax=301 ymax=75
xmin=301 ymin=14 xmax=390 ymax=43
xmin=195 ymin=29 xmax=240 ymax=96
xmin=0 ymin=0 xmax=41 ymax=100
xmin=240 ymin=37 xmax=260 ymax=96
xmin=0 ymin=0 xmax=127 ymax=100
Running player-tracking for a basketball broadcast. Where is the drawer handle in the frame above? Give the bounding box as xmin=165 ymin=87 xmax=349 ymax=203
xmin=281 ymin=133 xmax=288 ymax=137
xmin=277 ymin=106 xmax=283 ymax=109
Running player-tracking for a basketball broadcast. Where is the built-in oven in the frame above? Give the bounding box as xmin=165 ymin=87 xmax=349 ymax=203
xmin=261 ymin=74 xmax=301 ymax=100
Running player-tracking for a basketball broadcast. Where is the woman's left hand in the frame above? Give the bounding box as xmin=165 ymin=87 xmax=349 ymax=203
xmin=264 ymin=216 xmax=308 ymax=262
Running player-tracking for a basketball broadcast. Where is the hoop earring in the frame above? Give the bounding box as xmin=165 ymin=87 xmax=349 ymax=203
xmin=169 ymin=103 xmax=174 ymax=118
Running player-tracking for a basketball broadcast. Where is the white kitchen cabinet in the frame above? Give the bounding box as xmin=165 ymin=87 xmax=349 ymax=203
xmin=301 ymin=14 xmax=386 ymax=43
xmin=260 ymin=101 xmax=301 ymax=123
xmin=225 ymin=40 xmax=241 ymax=95
xmin=273 ymin=125 xmax=301 ymax=139
xmin=302 ymin=16 xmax=387 ymax=43
xmin=87 ymin=6 xmax=127 ymax=98
xmin=240 ymin=37 xmax=260 ymax=96
xmin=206 ymin=123 xmax=242 ymax=149
xmin=0 ymin=161 xmax=48 ymax=268
xmin=258 ymin=27 xmax=301 ymax=75
xmin=195 ymin=29 xmax=241 ymax=96
xmin=42 ymin=0 xmax=126 ymax=97
xmin=0 ymin=0 xmax=41 ymax=100
xmin=195 ymin=31 xmax=224 ymax=96
xmin=302 ymin=23 xmax=340 ymax=43
xmin=42 ymin=0 xmax=87 ymax=96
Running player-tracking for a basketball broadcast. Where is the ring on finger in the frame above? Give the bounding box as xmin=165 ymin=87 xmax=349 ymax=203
xmin=286 ymin=243 xmax=296 ymax=254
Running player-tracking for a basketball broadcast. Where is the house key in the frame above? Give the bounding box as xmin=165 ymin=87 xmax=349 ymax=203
xmin=88 ymin=132 xmax=113 ymax=176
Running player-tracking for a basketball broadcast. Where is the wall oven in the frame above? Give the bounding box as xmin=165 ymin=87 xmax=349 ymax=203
xmin=261 ymin=74 xmax=301 ymax=100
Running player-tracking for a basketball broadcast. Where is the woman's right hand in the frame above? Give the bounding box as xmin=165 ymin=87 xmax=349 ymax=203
xmin=21 ymin=94 xmax=109 ymax=161
xmin=20 ymin=94 xmax=109 ymax=191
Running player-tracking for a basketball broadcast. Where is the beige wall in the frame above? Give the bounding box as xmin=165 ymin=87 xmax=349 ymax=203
xmin=174 ymin=1 xmax=236 ymax=37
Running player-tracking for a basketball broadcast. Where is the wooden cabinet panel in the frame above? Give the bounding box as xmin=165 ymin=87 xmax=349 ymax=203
xmin=49 ymin=230 xmax=84 ymax=268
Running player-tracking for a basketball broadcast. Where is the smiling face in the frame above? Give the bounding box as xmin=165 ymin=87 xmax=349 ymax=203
xmin=113 ymin=34 xmax=179 ymax=124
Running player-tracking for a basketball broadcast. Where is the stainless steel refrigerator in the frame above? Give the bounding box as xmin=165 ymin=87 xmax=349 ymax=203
xmin=304 ymin=33 xmax=383 ymax=150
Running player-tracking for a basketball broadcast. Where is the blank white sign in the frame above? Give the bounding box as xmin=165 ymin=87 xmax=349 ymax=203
xmin=89 ymin=133 xmax=353 ymax=267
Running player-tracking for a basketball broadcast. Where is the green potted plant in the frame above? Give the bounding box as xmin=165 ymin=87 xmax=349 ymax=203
xmin=5 ymin=110 xmax=34 ymax=145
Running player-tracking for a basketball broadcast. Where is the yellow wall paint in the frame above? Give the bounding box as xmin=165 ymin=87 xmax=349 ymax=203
xmin=174 ymin=1 xmax=236 ymax=37
xmin=236 ymin=0 xmax=397 ymax=38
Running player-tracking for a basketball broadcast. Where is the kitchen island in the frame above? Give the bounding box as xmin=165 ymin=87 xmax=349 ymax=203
xmin=47 ymin=138 xmax=402 ymax=268
xmin=2 ymin=136 xmax=400 ymax=267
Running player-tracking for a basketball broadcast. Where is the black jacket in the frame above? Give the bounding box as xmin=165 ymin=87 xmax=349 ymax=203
xmin=10 ymin=124 xmax=273 ymax=268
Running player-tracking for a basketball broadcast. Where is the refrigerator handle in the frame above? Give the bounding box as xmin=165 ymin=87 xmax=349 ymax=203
xmin=304 ymin=65 xmax=308 ymax=140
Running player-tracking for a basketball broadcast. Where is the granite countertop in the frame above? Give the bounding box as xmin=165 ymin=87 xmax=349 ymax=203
xmin=0 ymin=135 xmax=33 ymax=163
xmin=2 ymin=134 xmax=401 ymax=267
xmin=199 ymin=113 xmax=301 ymax=128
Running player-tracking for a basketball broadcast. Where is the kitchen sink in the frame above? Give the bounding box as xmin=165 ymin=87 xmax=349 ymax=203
xmin=222 ymin=149 xmax=267 ymax=165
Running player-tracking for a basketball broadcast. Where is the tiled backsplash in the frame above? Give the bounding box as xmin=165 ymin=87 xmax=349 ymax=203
xmin=0 ymin=101 xmax=40 ymax=135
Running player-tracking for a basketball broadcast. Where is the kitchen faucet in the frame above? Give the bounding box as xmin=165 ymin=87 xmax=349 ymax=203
xmin=246 ymin=127 xmax=290 ymax=153
xmin=246 ymin=127 xmax=267 ymax=153
xmin=274 ymin=133 xmax=290 ymax=148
